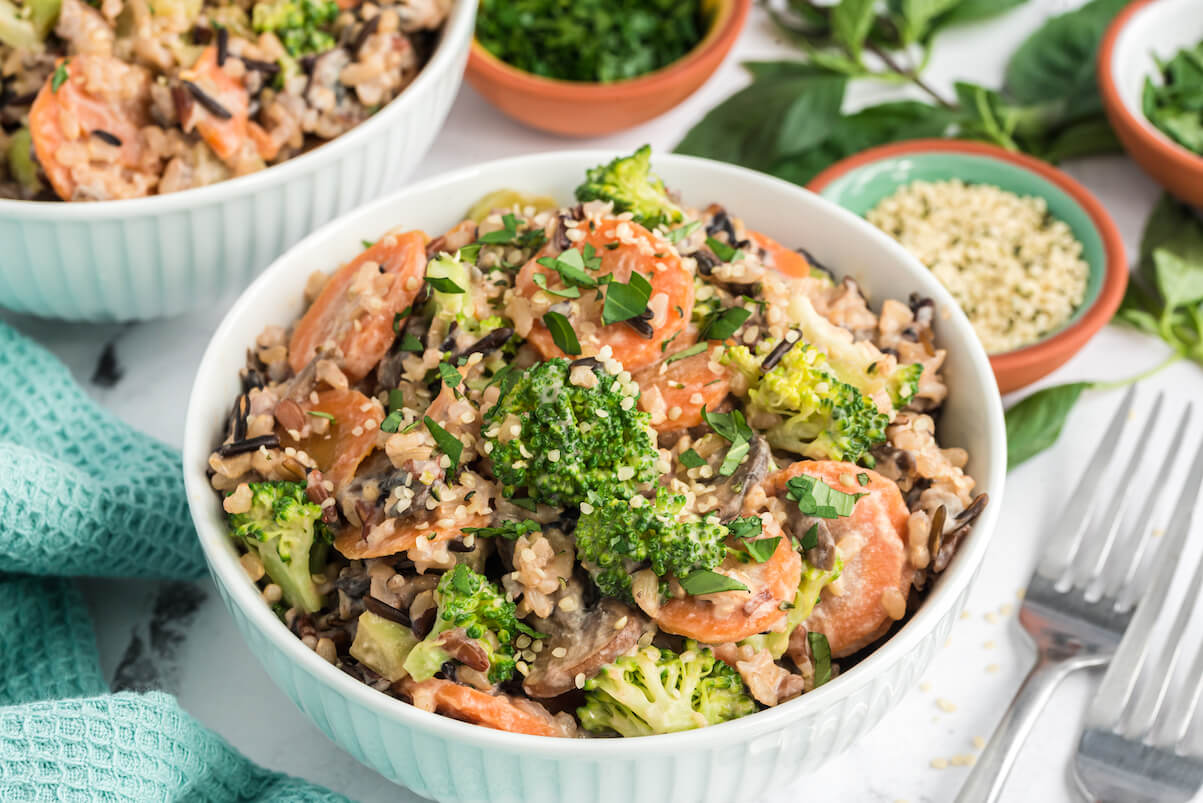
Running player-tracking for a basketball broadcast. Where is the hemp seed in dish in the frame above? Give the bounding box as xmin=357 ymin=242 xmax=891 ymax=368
xmin=866 ymin=179 xmax=1088 ymax=355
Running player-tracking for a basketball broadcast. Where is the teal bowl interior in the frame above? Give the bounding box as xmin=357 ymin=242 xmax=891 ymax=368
xmin=814 ymin=151 xmax=1107 ymax=344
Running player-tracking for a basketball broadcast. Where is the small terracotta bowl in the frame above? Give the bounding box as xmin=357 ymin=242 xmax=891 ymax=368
xmin=1099 ymin=0 xmax=1203 ymax=208
xmin=465 ymin=0 xmax=751 ymax=137
xmin=807 ymin=139 xmax=1127 ymax=395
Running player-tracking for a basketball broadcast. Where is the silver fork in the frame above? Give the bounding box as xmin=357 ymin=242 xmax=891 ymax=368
xmin=957 ymin=389 xmax=1197 ymax=803
xmin=1074 ymin=440 xmax=1203 ymax=803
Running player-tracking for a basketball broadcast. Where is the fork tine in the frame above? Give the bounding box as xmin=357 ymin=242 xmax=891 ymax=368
xmin=1074 ymin=392 xmax=1165 ymax=594
xmin=1039 ymin=386 xmax=1138 ymax=581
xmin=1154 ymin=607 xmax=1203 ymax=748
xmin=1127 ymin=539 xmax=1203 ymax=741
xmin=1087 ymin=433 xmax=1203 ymax=730
xmin=1104 ymin=402 xmax=1193 ymax=608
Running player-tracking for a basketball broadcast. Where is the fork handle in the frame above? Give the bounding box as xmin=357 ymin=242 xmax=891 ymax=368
xmin=956 ymin=656 xmax=1080 ymax=803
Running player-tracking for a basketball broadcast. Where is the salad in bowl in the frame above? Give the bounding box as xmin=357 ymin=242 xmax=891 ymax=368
xmin=202 ymin=147 xmax=989 ymax=741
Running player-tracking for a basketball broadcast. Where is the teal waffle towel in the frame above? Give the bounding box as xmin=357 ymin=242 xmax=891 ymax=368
xmin=0 ymin=323 xmax=346 ymax=802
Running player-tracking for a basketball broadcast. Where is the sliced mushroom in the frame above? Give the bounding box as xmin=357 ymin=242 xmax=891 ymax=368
xmin=712 ymin=435 xmax=770 ymax=521
xmin=786 ymin=515 xmax=836 ymax=572
xmin=523 ymin=596 xmax=649 ymax=699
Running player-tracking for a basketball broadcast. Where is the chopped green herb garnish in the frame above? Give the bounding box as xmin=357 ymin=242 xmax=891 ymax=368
xmin=809 ymin=631 xmax=832 ymax=686
xmin=306 ymin=410 xmax=335 ymax=422
xmin=388 ymin=389 xmax=405 ymax=414
xmin=706 ymin=236 xmax=743 ymax=263
xmin=666 ymin=220 xmax=701 ymax=244
xmin=679 ymin=448 xmax=706 ymax=469
xmin=602 ymin=271 xmax=652 ymax=325
xmin=427 ymin=276 xmax=465 ymax=294
xmin=462 ymin=519 xmax=541 ymax=540
xmin=665 ymin=343 xmax=707 ymax=364
xmin=857 ymin=472 xmax=870 ymax=486
xmin=542 ymin=310 xmax=581 ymax=355
xmin=532 ymin=272 xmax=581 ymax=298
xmin=727 ymin=516 xmax=763 ymax=541
xmin=537 ymin=247 xmax=599 ymax=288
xmin=680 ymin=569 xmax=749 ymax=595
xmin=478 ymin=213 xmax=523 ymax=243
xmin=424 ymin=416 xmax=463 ymax=479
xmin=786 ymin=475 xmax=866 ymax=519
xmin=380 ymin=410 xmax=405 ymax=433
xmin=362 ymin=239 xmax=375 ymax=249
xmin=698 ymin=305 xmax=752 ymax=341
xmin=742 ymin=536 xmax=781 ymax=564
xmin=800 ymin=523 xmax=819 ymax=551
xmin=701 ymin=406 xmax=755 ymax=477
xmin=398 ymin=333 xmax=424 ymax=353
xmin=437 ymin=362 xmax=463 ymax=389
xmin=51 ymin=60 xmax=69 ymax=92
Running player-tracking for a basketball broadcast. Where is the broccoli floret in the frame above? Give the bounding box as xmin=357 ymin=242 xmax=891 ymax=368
xmin=403 ymin=564 xmax=525 ymax=684
xmin=785 ymin=295 xmax=924 ymax=412
xmin=484 ymin=358 xmax=658 ymax=506
xmin=574 ymin=488 xmax=727 ymax=602
xmin=577 ymin=643 xmax=757 ymax=736
xmin=227 ymin=481 xmax=330 ymax=613
xmin=250 ymin=0 xmax=337 ymax=56
xmin=742 ymin=558 xmax=843 ymax=659
xmin=725 ymin=343 xmax=888 ymax=465
xmin=574 ymin=145 xmax=684 ymax=230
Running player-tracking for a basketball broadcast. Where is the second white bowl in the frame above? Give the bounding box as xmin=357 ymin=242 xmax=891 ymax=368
xmin=0 ymin=0 xmax=474 ymax=322
xmin=184 ymin=151 xmax=1007 ymax=802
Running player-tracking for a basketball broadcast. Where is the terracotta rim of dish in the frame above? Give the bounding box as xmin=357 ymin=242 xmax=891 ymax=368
xmin=1098 ymin=0 xmax=1203 ymax=174
xmin=466 ymin=0 xmax=751 ymax=100
xmin=807 ymin=138 xmax=1128 ymax=379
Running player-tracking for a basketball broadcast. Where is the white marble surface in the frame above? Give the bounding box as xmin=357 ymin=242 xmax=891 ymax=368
xmin=5 ymin=1 xmax=1201 ymax=801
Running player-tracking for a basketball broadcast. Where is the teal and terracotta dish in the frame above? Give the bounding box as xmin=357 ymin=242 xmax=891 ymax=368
xmin=808 ymin=139 xmax=1126 ymax=394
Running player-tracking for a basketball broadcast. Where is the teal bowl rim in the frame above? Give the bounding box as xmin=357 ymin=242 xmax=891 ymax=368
xmin=807 ymin=139 xmax=1128 ymax=390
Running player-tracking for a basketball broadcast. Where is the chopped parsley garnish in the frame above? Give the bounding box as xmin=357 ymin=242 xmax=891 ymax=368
xmin=786 ymin=475 xmax=866 ymax=519
xmin=424 ymin=416 xmax=463 ymax=479
xmin=698 ymin=305 xmax=752 ymax=341
xmin=665 ymin=342 xmax=707 ymax=364
xmin=601 ymin=270 xmax=652 ymax=325
xmin=706 ymin=236 xmax=743 ymax=263
xmin=542 ymin=310 xmax=581 ymax=355
xmin=679 ymin=448 xmax=706 ymax=469
xmin=679 ymin=568 xmax=748 ymax=595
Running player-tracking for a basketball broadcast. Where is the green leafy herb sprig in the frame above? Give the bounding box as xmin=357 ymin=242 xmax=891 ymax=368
xmin=676 ymin=0 xmax=1128 ymax=184
xmin=475 ymin=0 xmax=706 ymax=83
xmin=1005 ymin=194 xmax=1203 ymax=469
xmin=1142 ymin=39 xmax=1203 ymax=155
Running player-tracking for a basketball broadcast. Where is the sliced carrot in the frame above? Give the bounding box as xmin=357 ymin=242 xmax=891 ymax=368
xmin=247 ymin=121 xmax=279 ymax=162
xmin=179 ymin=46 xmax=249 ymax=163
xmin=749 ymin=231 xmax=811 ymax=278
xmin=654 ymin=519 xmax=801 ymax=643
xmin=288 ymin=229 xmax=429 ymax=382
xmin=634 ymin=339 xmax=731 ymax=432
xmin=28 ymin=55 xmax=154 ymax=201
xmin=402 ymin=678 xmax=571 ymax=737
xmin=763 ymin=461 xmax=911 ymax=658
xmin=514 ymin=217 xmax=693 ymax=371
xmin=335 ymin=511 xmax=488 ymax=560
xmin=279 ymin=389 xmax=382 ymax=493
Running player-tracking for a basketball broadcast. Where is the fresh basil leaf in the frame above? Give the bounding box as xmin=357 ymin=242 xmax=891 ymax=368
xmin=380 ymin=411 xmax=405 ymax=433
xmin=1036 ymin=116 xmax=1122 ymax=163
xmin=537 ymin=250 xmax=598 ymax=288
xmin=398 ymin=333 xmax=424 ymax=353
xmin=477 ymin=213 xmax=521 ymax=243
xmin=743 ymin=536 xmax=782 ymax=564
xmin=809 ymin=631 xmax=832 ymax=686
xmin=680 ymin=569 xmax=749 ymax=595
xmin=699 ymin=306 xmax=752 ymax=341
xmin=437 ymin=362 xmax=463 ymax=388
xmin=786 ymin=475 xmax=865 ymax=518
xmin=459 ymin=244 xmax=482 ymax=263
xmin=532 ymin=272 xmax=581 ymax=298
xmin=1154 ymin=247 xmax=1203 ymax=313
xmin=424 ymin=415 xmax=463 ymax=478
xmin=666 ymin=220 xmax=701 ymax=244
xmin=665 ymin=343 xmax=707 ymax=364
xmin=701 ymin=406 xmax=754 ymax=444
xmin=831 ymin=0 xmax=876 ymax=58
xmin=1005 ymin=381 xmax=1090 ymax=469
xmin=602 ymin=272 xmax=652 ymax=325
xmin=679 ymin=448 xmax=706 ymax=469
xmin=675 ymin=64 xmax=848 ymax=173
xmin=706 ymin=236 xmax=742 ymax=262
xmin=387 ymin=389 xmax=405 ymax=414
xmin=1004 ymin=0 xmax=1129 ymax=120
xmin=427 ymin=276 xmax=465 ymax=294
xmin=800 ymin=524 xmax=819 ymax=551
xmin=718 ymin=437 xmax=750 ymax=476
xmin=542 ymin=311 xmax=581 ymax=355
xmin=728 ymin=516 xmax=764 ymax=541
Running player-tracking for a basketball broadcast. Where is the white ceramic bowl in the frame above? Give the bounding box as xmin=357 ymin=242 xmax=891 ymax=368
xmin=183 ymin=151 xmax=1007 ymax=803
xmin=0 ymin=0 xmax=474 ymax=322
